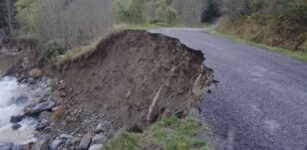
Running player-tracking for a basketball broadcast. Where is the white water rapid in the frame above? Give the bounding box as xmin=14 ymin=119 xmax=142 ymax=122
xmin=0 ymin=76 xmax=36 ymax=144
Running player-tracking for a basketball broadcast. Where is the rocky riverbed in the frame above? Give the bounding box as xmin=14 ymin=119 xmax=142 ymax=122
xmin=0 ymin=70 xmax=116 ymax=150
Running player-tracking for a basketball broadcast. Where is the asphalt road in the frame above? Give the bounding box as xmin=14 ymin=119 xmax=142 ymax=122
xmin=149 ymin=28 xmax=307 ymax=150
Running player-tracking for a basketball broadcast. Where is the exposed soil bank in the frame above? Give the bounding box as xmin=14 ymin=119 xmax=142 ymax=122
xmin=0 ymin=30 xmax=214 ymax=149
xmin=60 ymin=30 xmax=213 ymax=130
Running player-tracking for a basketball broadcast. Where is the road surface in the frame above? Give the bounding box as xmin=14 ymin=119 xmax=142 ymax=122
xmin=150 ymin=28 xmax=307 ymax=150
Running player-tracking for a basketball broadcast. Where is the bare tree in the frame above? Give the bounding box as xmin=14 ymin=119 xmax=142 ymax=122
xmin=5 ymin=0 xmax=15 ymax=35
xmin=38 ymin=0 xmax=114 ymax=48
xmin=0 ymin=0 xmax=15 ymax=35
xmin=172 ymin=0 xmax=205 ymax=25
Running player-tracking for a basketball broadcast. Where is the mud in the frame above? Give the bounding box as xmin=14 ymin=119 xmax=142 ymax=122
xmin=60 ymin=30 xmax=213 ymax=130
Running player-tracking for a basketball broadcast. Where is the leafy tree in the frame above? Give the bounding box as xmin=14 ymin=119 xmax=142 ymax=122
xmin=116 ymin=0 xmax=146 ymax=24
xmin=201 ymin=0 xmax=220 ymax=22
xmin=15 ymin=0 xmax=41 ymax=34
xmin=147 ymin=0 xmax=177 ymax=25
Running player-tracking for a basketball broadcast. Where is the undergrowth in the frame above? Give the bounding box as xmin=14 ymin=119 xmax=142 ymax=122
xmin=207 ymin=28 xmax=307 ymax=62
xmin=100 ymin=116 xmax=209 ymax=150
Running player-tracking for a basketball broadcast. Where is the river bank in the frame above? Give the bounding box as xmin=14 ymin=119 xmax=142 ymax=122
xmin=0 ymin=30 xmax=214 ymax=150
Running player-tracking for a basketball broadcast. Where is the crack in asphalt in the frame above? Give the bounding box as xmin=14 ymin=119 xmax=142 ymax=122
xmin=149 ymin=28 xmax=307 ymax=150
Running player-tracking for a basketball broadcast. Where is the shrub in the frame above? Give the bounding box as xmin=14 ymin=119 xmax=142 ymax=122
xmin=201 ymin=0 xmax=221 ymax=22
xmin=43 ymin=40 xmax=65 ymax=61
xmin=166 ymin=7 xmax=177 ymax=25
xmin=115 ymin=0 xmax=146 ymax=24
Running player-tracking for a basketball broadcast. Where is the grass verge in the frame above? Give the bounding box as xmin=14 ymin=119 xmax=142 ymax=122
xmin=207 ymin=28 xmax=307 ymax=62
xmin=100 ymin=116 xmax=210 ymax=150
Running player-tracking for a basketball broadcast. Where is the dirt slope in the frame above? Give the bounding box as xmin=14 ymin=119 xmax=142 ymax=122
xmin=60 ymin=30 xmax=213 ymax=130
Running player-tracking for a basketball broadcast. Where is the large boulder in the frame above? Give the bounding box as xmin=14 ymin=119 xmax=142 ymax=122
xmin=95 ymin=121 xmax=113 ymax=134
xmin=79 ymin=133 xmax=92 ymax=150
xmin=91 ymin=134 xmax=107 ymax=145
xmin=15 ymin=95 xmax=29 ymax=106
xmin=31 ymin=100 xmax=56 ymax=114
xmin=0 ymin=143 xmax=13 ymax=150
xmin=29 ymin=68 xmax=42 ymax=78
xmin=10 ymin=115 xmax=23 ymax=123
xmin=11 ymin=123 xmax=21 ymax=130
xmin=31 ymin=135 xmax=50 ymax=150
xmin=48 ymin=139 xmax=64 ymax=150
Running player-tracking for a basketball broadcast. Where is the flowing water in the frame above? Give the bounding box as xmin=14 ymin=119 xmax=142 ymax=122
xmin=0 ymin=76 xmax=36 ymax=144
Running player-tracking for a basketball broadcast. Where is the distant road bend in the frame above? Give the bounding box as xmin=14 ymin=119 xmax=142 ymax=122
xmin=149 ymin=28 xmax=307 ymax=150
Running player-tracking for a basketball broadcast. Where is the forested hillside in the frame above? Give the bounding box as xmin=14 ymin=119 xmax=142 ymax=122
xmin=0 ymin=0 xmax=306 ymax=53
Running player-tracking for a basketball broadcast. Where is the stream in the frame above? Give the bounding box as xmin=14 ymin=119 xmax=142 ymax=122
xmin=0 ymin=76 xmax=37 ymax=144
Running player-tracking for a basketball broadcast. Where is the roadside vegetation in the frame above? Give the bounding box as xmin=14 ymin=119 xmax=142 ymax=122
xmin=100 ymin=116 xmax=210 ymax=150
xmin=208 ymin=29 xmax=307 ymax=62
xmin=216 ymin=0 xmax=307 ymax=53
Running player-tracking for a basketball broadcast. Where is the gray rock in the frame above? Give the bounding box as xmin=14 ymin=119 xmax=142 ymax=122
xmin=27 ymin=78 xmax=35 ymax=84
xmin=89 ymin=144 xmax=103 ymax=150
xmin=95 ymin=121 xmax=113 ymax=134
xmin=32 ymin=135 xmax=49 ymax=150
xmin=11 ymin=123 xmax=21 ymax=130
xmin=10 ymin=115 xmax=23 ymax=123
xmin=31 ymin=100 xmax=56 ymax=114
xmin=40 ymin=111 xmax=52 ymax=119
xmin=36 ymin=122 xmax=47 ymax=131
xmin=0 ymin=143 xmax=13 ymax=150
xmin=29 ymin=68 xmax=42 ymax=78
xmin=12 ymin=144 xmax=24 ymax=150
xmin=60 ymin=134 xmax=74 ymax=140
xmin=15 ymin=95 xmax=28 ymax=105
xmin=91 ymin=134 xmax=107 ymax=145
xmin=43 ymin=87 xmax=52 ymax=96
xmin=21 ymin=57 xmax=29 ymax=69
xmin=79 ymin=133 xmax=92 ymax=150
xmin=48 ymin=139 xmax=64 ymax=150
xmin=71 ymin=137 xmax=81 ymax=145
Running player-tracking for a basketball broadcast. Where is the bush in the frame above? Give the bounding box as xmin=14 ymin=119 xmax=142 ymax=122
xmin=43 ymin=40 xmax=65 ymax=61
xmin=15 ymin=0 xmax=41 ymax=34
xmin=115 ymin=0 xmax=146 ymax=24
xmin=201 ymin=0 xmax=221 ymax=22
xmin=166 ymin=7 xmax=177 ymax=25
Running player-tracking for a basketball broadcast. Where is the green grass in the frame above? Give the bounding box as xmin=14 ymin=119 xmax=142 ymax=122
xmin=207 ymin=28 xmax=307 ymax=62
xmin=100 ymin=116 xmax=210 ymax=150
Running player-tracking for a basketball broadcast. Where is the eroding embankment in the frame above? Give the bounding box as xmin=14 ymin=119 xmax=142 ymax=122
xmin=0 ymin=30 xmax=214 ymax=149
xmin=60 ymin=30 xmax=213 ymax=130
